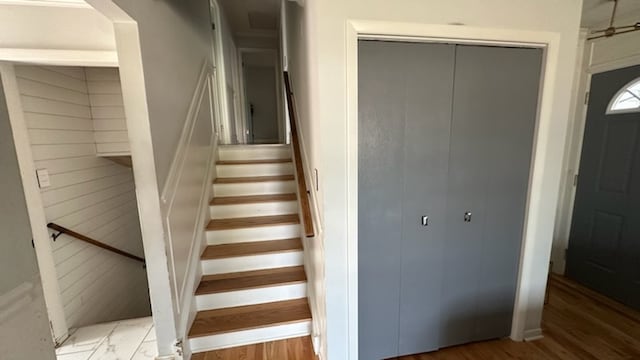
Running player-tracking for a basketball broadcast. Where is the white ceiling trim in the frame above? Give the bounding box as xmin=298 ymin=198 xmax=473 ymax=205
xmin=0 ymin=0 xmax=90 ymax=8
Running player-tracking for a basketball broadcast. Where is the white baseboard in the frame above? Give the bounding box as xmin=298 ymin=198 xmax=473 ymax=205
xmin=523 ymin=328 xmax=544 ymax=341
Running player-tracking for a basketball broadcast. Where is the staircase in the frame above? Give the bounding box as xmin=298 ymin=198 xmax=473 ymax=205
xmin=188 ymin=144 xmax=312 ymax=354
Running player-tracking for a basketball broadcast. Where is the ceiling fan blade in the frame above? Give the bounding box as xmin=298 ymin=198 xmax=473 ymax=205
xmin=614 ymin=22 xmax=640 ymax=30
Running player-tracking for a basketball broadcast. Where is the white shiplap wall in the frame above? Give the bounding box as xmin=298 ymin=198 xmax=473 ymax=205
xmin=16 ymin=65 xmax=150 ymax=328
xmin=86 ymin=68 xmax=130 ymax=155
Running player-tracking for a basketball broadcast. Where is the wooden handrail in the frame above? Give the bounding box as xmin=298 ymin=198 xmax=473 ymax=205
xmin=283 ymin=72 xmax=315 ymax=238
xmin=47 ymin=223 xmax=145 ymax=264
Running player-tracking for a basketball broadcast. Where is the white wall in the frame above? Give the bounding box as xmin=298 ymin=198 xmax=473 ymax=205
xmin=0 ymin=4 xmax=115 ymax=51
xmin=286 ymin=0 xmax=583 ymax=358
xmin=0 ymin=70 xmax=56 ymax=360
xmin=552 ymin=30 xmax=640 ymax=273
xmin=16 ymin=65 xmax=150 ymax=328
xmin=284 ymin=2 xmax=327 ymax=357
xmin=86 ymin=68 xmax=130 ymax=155
xmin=112 ymin=0 xmax=213 ymax=191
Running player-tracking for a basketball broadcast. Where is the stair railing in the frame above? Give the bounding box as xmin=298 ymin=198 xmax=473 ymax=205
xmin=47 ymin=223 xmax=145 ymax=265
xmin=283 ymin=72 xmax=315 ymax=238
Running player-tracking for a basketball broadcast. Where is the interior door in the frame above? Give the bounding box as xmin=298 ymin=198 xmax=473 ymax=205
xmin=440 ymin=45 xmax=542 ymax=347
xmin=567 ymin=65 xmax=640 ymax=310
xmin=0 ymin=74 xmax=56 ymax=360
xmin=358 ymin=40 xmax=455 ymax=359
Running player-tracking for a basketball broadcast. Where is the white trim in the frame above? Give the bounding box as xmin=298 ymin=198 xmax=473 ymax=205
xmin=523 ymin=328 xmax=544 ymax=341
xmin=0 ymin=62 xmax=69 ymax=344
xmin=345 ymin=20 xmax=564 ymax=358
xmin=606 ymin=77 xmax=640 ymax=115
xmin=210 ymin=0 xmax=232 ymax=144
xmin=188 ymin=320 xmax=311 ymax=353
xmin=0 ymin=0 xmax=90 ymax=8
xmin=85 ymin=1 xmax=181 ymax=357
xmin=0 ymin=48 xmax=117 ymax=67
xmin=159 ymin=61 xmax=217 ymax=346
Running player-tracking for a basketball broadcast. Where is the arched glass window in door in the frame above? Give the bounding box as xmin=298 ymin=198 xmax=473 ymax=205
xmin=607 ymin=77 xmax=640 ymax=114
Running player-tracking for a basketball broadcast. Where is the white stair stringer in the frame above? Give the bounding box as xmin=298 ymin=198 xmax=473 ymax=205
xmin=213 ymin=180 xmax=296 ymax=197
xmin=195 ymin=282 xmax=307 ymax=311
xmin=218 ymin=145 xmax=291 ymax=161
xmin=201 ymin=250 xmax=304 ymax=275
xmin=216 ymin=162 xmax=293 ymax=178
xmin=206 ymin=224 xmax=300 ymax=245
xmin=210 ymin=200 xmax=298 ymax=219
xmin=189 ymin=320 xmax=312 ymax=353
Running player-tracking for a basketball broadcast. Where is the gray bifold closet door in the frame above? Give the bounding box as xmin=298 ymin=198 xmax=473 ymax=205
xmin=439 ymin=45 xmax=542 ymax=347
xmin=358 ymin=40 xmax=455 ymax=360
xmin=358 ymin=40 xmax=542 ymax=359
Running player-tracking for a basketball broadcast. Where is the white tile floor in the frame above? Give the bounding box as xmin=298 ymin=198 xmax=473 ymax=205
xmin=56 ymin=317 xmax=157 ymax=360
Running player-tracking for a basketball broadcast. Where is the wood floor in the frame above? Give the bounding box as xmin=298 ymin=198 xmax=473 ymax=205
xmin=192 ymin=336 xmax=316 ymax=360
xmin=193 ymin=274 xmax=640 ymax=359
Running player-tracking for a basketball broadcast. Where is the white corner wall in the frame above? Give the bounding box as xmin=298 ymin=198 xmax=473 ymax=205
xmin=86 ymin=67 xmax=130 ymax=155
xmin=15 ymin=65 xmax=150 ymax=328
xmin=552 ymin=29 xmax=640 ymax=274
xmin=285 ymin=1 xmax=583 ymax=359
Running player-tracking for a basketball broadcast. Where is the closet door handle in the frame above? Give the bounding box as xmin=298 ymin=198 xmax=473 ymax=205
xmin=464 ymin=211 xmax=472 ymax=222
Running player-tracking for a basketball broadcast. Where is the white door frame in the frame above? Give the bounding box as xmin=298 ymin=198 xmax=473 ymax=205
xmin=237 ymin=48 xmax=284 ymax=144
xmin=345 ymin=20 xmax=564 ymax=358
xmin=552 ymin=32 xmax=640 ymax=274
xmin=209 ymin=0 xmax=231 ymax=143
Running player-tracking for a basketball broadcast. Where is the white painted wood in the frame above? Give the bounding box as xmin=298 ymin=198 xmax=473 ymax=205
xmin=207 ymin=224 xmax=301 ymax=245
xmin=218 ymin=144 xmax=291 ymax=161
xmin=195 ymin=283 xmax=307 ymax=311
xmin=85 ymin=67 xmax=130 ymax=156
xmin=188 ymin=320 xmax=311 ymax=353
xmin=210 ymin=200 xmax=298 ymax=219
xmin=0 ymin=63 xmax=69 ymax=344
xmin=341 ymin=19 xmax=575 ymax=359
xmin=201 ymin=251 xmax=304 ymax=275
xmin=157 ymin=61 xmax=218 ymax=355
xmin=216 ymin=162 xmax=293 ymax=177
xmin=12 ymin=65 xmax=149 ymax=330
xmin=213 ymin=180 xmax=296 ymax=197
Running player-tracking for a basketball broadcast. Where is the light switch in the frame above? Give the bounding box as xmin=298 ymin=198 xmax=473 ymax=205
xmin=36 ymin=169 xmax=51 ymax=188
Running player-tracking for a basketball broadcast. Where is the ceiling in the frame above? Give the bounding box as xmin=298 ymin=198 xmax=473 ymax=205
xmin=219 ymin=0 xmax=280 ymax=39
xmin=582 ymin=0 xmax=640 ymax=29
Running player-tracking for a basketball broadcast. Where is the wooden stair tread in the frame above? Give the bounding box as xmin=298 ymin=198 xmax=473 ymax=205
xmin=211 ymin=193 xmax=297 ymax=205
xmin=189 ymin=298 xmax=311 ymax=338
xmin=202 ymin=238 xmax=303 ymax=260
xmin=196 ymin=266 xmax=306 ymax=295
xmin=217 ymin=159 xmax=292 ymax=165
xmin=214 ymin=175 xmax=294 ymax=184
xmin=207 ymin=214 xmax=299 ymax=231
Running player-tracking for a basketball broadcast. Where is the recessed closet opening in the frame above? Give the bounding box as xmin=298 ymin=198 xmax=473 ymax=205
xmin=357 ymin=39 xmax=544 ymax=359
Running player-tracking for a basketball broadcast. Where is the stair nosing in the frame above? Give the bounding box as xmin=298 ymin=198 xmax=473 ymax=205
xmin=210 ymin=193 xmax=297 ymax=206
xmin=195 ymin=266 xmax=307 ymax=295
xmin=207 ymin=214 xmax=300 ymax=231
xmin=188 ymin=298 xmax=311 ymax=338
xmin=202 ymin=238 xmax=303 ymax=260
xmin=213 ymin=175 xmax=295 ymax=184
xmin=217 ymin=159 xmax=292 ymax=165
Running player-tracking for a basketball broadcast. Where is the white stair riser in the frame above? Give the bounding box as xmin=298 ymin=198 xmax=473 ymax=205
xmin=207 ymin=224 xmax=300 ymax=245
xmin=189 ymin=320 xmax=311 ymax=353
xmin=213 ymin=181 xmax=296 ymax=197
xmin=217 ymin=163 xmax=293 ymax=178
xmin=218 ymin=146 xmax=291 ymax=161
xmin=201 ymin=251 xmax=304 ymax=275
xmin=210 ymin=201 xmax=298 ymax=219
xmin=196 ymin=283 xmax=307 ymax=311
